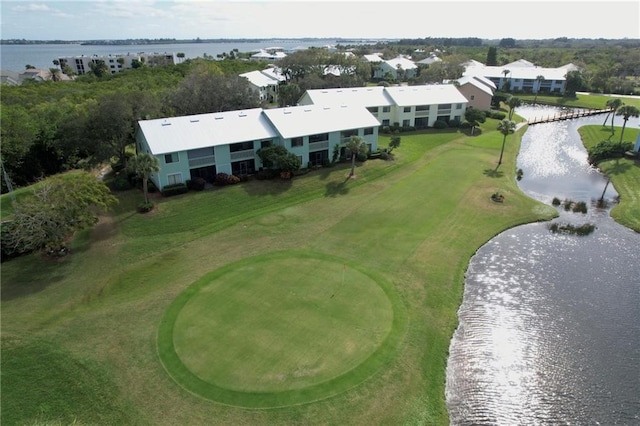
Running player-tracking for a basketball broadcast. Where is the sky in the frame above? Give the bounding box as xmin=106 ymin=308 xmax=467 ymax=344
xmin=1 ymin=0 xmax=639 ymax=41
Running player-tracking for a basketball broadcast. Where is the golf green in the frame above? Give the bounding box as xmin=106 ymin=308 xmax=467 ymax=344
xmin=158 ymin=251 xmax=405 ymax=408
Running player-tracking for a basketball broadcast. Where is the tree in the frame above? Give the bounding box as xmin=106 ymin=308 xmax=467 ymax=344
xmin=345 ymin=136 xmax=369 ymax=177
xmin=170 ymin=64 xmax=259 ymax=115
xmin=6 ymin=172 xmax=117 ymax=255
xmin=465 ymin=108 xmax=487 ymax=135
xmin=388 ymin=135 xmax=401 ymax=153
xmin=603 ymin=98 xmax=623 ymax=133
xmin=177 ymin=52 xmax=186 ymax=63
xmin=257 ymin=145 xmax=301 ymax=173
xmin=84 ymin=94 xmax=136 ymax=165
xmin=533 ymin=75 xmax=545 ymax=103
xmin=564 ymin=70 xmax=584 ymax=96
xmin=501 ymin=69 xmax=511 ymax=91
xmin=278 ymin=83 xmax=301 ymax=107
xmin=88 ymin=60 xmax=109 ymax=78
xmin=49 ymin=68 xmax=61 ymax=82
xmin=127 ymin=153 xmax=160 ymax=205
xmin=616 ymin=105 xmax=640 ymax=143
xmin=52 ymin=59 xmax=60 ymax=67
xmin=506 ymin=96 xmax=522 ymax=120
xmin=499 ymin=38 xmax=516 ymax=48
xmin=497 ymin=119 xmax=516 ymax=166
xmin=25 ymin=64 xmax=36 ymax=70
xmin=486 ymin=46 xmax=497 ymax=66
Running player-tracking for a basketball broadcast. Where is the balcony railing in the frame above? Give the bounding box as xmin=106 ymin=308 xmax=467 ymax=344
xmin=188 ymin=155 xmax=215 ymax=167
xmin=415 ymin=110 xmax=430 ymax=117
xmin=309 ymin=141 xmax=329 ymax=151
xmin=230 ymin=149 xmax=255 ymax=161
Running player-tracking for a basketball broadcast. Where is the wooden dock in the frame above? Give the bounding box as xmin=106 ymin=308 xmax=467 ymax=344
xmin=527 ymin=108 xmax=613 ymax=125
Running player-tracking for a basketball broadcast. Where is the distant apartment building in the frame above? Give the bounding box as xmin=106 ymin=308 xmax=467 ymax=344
xmin=57 ymin=52 xmax=175 ymax=75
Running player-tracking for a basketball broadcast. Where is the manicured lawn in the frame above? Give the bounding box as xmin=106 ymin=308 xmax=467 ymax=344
xmin=578 ymin=125 xmax=640 ymax=232
xmin=516 ymin=93 xmax=640 ymax=109
xmin=1 ymin=120 xmax=556 ymax=425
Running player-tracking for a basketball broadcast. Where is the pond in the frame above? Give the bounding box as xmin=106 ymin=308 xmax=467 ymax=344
xmin=446 ymin=105 xmax=640 ymax=424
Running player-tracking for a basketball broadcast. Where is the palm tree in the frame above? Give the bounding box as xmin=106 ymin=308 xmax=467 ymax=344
xmin=533 ymin=75 xmax=545 ymax=104
xmin=127 ymin=153 xmax=160 ymax=204
xmin=497 ymin=119 xmax=516 ymax=166
xmin=616 ymin=105 xmax=640 ymax=143
xmin=506 ymin=96 xmax=522 ymax=120
xmin=501 ymin=69 xmax=511 ymax=91
xmin=603 ymin=98 xmax=623 ymax=133
xmin=345 ymin=136 xmax=369 ymax=177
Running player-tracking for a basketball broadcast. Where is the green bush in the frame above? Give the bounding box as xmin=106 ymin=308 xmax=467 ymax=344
xmin=433 ymin=120 xmax=448 ymax=129
xmin=108 ymin=174 xmax=133 ymax=191
xmin=137 ymin=200 xmax=154 ymax=213
xmin=485 ymin=110 xmax=507 ymax=120
xmin=161 ymin=183 xmax=188 ymax=197
xmin=587 ymin=140 xmax=633 ymax=164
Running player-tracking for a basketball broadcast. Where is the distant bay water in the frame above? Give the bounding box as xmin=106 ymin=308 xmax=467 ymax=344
xmin=0 ymin=39 xmax=377 ymax=73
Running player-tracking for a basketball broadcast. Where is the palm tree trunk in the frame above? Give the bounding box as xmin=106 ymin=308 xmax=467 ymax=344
xmin=602 ymin=112 xmax=610 ymax=127
xmin=349 ymin=155 xmax=356 ymax=177
xmin=611 ymin=113 xmax=616 ymax=134
xmin=599 ymin=178 xmax=610 ymax=203
xmin=143 ymin=174 xmax=149 ymax=204
xmin=498 ymin=135 xmax=507 ymax=166
xmin=619 ymin=120 xmax=627 ymax=143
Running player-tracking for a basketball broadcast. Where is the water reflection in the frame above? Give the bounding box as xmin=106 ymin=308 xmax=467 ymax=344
xmin=446 ymin=106 xmax=640 ymax=425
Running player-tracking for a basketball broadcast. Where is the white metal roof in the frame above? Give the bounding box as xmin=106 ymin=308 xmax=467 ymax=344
xmin=363 ymin=53 xmax=384 ymax=63
xmin=260 ymin=67 xmax=286 ymax=82
xmin=385 ymin=84 xmax=468 ymax=107
xmin=138 ymin=108 xmax=278 ymax=155
xmin=463 ymin=60 xmax=571 ymax=81
xmin=302 ymin=86 xmax=394 ymax=107
xmin=240 ymin=70 xmax=279 ymax=87
xmin=472 ymin=75 xmax=497 ymax=90
xmin=383 ymin=56 xmax=418 ymax=70
xmin=456 ymin=76 xmax=495 ymax=96
xmin=263 ymin=105 xmax=380 ymax=139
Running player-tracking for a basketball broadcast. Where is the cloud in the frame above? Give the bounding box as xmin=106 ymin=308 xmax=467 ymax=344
xmin=11 ymin=3 xmax=52 ymax=12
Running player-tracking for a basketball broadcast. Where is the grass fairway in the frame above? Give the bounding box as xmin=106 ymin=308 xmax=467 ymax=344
xmin=159 ymin=251 xmax=405 ymax=407
xmin=578 ymin=125 xmax=640 ymax=232
xmin=1 ymin=121 xmax=556 ymax=425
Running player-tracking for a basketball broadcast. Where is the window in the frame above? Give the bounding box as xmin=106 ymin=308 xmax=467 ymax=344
xmin=261 ymin=140 xmax=272 ymax=149
xmin=341 ymin=129 xmax=358 ymax=139
xmin=402 ymin=119 xmax=410 ymax=127
xmin=364 ymin=127 xmax=374 ymax=135
xmin=416 ymin=105 xmax=430 ymax=111
xmin=382 ymin=119 xmax=390 ymax=126
xmin=165 ymin=153 xmax=179 ymax=164
xmin=291 ymin=137 xmax=303 ymax=147
xmin=230 ymin=141 xmax=254 ymax=152
xmin=367 ymin=106 xmax=379 ymax=113
xmin=403 ymin=106 xmax=411 ymax=113
xmin=309 ymin=133 xmax=329 ymax=143
xmin=470 ymin=95 xmax=475 ymax=100
xmin=382 ymin=106 xmax=391 ymax=113
xmin=167 ymin=173 xmax=182 ymax=185
xmin=456 ymin=103 xmax=463 ymax=109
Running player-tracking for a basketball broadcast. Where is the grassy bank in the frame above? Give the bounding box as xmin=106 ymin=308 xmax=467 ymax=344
xmin=1 ymin=121 xmax=555 ymax=425
xmin=578 ymin=125 xmax=640 ymax=232
xmin=517 ymin=93 xmax=640 ymax=109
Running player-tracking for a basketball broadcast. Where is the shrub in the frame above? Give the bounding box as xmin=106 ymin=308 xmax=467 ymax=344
xmin=381 ymin=125 xmax=391 ymax=134
xmin=215 ymin=173 xmax=230 ymax=185
xmin=552 ymin=197 xmax=561 ymax=206
xmin=448 ymin=119 xmax=461 ymax=128
xmin=187 ymin=177 xmax=206 ymax=191
xmin=460 ymin=121 xmax=472 ymax=129
xmin=227 ymin=174 xmax=241 ymax=185
xmin=137 ymin=200 xmax=154 ymax=213
xmin=572 ymin=201 xmax=588 ymax=214
xmin=587 ymin=140 xmax=633 ymax=165
xmin=485 ymin=110 xmax=507 ymax=120
xmin=108 ymin=174 xmax=133 ymax=191
xmin=161 ymin=183 xmax=188 ymax=197
xmin=433 ymin=120 xmax=448 ymax=129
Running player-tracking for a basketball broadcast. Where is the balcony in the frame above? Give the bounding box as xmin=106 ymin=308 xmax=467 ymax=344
xmin=309 ymin=141 xmax=329 ymax=151
xmin=188 ymin=155 xmax=215 ymax=168
xmin=230 ymin=149 xmax=255 ymax=161
xmin=415 ymin=110 xmax=430 ymax=117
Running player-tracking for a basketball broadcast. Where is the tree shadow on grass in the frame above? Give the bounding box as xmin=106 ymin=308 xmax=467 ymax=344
xmin=483 ymin=168 xmax=505 ymax=178
xmin=324 ymin=176 xmax=351 ymax=197
xmin=1 ymin=255 xmax=68 ymax=301
xmin=241 ymin=178 xmax=293 ymax=197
